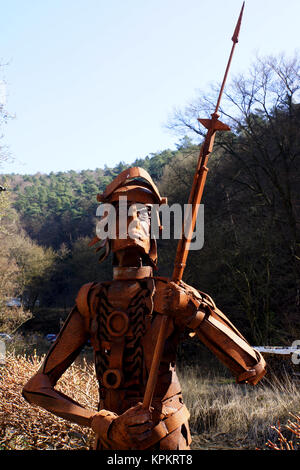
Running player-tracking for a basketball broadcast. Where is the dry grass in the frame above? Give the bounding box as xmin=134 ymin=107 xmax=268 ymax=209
xmin=0 ymin=352 xmax=299 ymax=450
xmin=178 ymin=364 xmax=300 ymax=450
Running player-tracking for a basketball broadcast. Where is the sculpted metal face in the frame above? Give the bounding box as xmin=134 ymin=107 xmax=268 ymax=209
xmin=111 ymin=201 xmax=152 ymax=256
xmin=91 ymin=167 xmax=167 ymax=265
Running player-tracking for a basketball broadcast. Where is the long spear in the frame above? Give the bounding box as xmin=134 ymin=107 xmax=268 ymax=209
xmin=143 ymin=2 xmax=245 ymax=410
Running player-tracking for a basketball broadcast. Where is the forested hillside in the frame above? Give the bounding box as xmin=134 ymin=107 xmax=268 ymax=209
xmin=1 ymin=53 xmax=300 ymax=346
xmin=4 ymin=149 xmax=175 ymax=249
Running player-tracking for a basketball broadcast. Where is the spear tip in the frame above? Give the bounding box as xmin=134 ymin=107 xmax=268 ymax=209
xmin=231 ymin=1 xmax=245 ymax=44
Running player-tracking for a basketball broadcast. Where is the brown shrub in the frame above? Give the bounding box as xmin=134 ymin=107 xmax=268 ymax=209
xmin=266 ymin=413 xmax=300 ymax=450
xmin=0 ymin=352 xmax=98 ymax=450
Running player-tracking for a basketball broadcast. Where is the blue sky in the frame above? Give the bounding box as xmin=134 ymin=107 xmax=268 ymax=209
xmin=1 ymin=0 xmax=299 ymax=175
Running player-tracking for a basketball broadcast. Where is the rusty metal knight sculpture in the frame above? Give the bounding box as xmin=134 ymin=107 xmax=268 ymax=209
xmin=22 ymin=167 xmax=266 ymax=450
xmin=22 ymin=3 xmax=266 ymax=451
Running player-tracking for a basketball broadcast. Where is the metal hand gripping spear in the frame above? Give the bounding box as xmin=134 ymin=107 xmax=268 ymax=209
xmin=142 ymin=2 xmax=245 ymax=410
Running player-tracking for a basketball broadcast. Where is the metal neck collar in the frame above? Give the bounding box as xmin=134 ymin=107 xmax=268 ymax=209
xmin=113 ymin=266 xmax=153 ymax=280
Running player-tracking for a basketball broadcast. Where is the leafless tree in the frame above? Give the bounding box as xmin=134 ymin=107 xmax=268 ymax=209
xmin=166 ymin=52 xmax=300 ymax=341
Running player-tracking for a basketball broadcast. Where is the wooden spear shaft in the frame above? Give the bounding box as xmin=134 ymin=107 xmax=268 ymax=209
xmin=142 ymin=2 xmax=245 ymax=410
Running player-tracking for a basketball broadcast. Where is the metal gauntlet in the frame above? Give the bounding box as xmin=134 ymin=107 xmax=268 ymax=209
xmin=91 ymin=409 xmax=118 ymax=446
